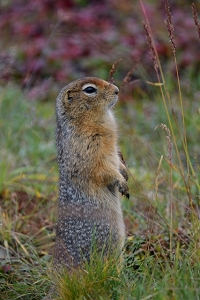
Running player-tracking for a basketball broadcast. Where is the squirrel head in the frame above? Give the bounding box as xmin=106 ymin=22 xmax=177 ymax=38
xmin=57 ymin=77 xmax=119 ymax=123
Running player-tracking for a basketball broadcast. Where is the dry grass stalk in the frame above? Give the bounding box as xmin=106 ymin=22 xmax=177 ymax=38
xmin=192 ymin=3 xmax=200 ymax=39
xmin=108 ymin=59 xmax=122 ymax=84
xmin=143 ymin=21 xmax=158 ymax=72
xmin=155 ymin=123 xmax=172 ymax=164
xmin=121 ymin=67 xmax=135 ymax=87
xmin=155 ymin=155 xmax=164 ymax=202
xmin=164 ymin=0 xmax=176 ymax=54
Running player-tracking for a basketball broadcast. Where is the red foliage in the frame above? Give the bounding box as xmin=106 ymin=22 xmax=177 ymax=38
xmin=0 ymin=0 xmax=199 ymax=98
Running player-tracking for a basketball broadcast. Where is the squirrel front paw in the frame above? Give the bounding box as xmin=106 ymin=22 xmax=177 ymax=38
xmin=116 ymin=179 xmax=129 ymax=199
xmin=120 ymin=165 xmax=128 ymax=182
xmin=118 ymin=151 xmax=128 ymax=182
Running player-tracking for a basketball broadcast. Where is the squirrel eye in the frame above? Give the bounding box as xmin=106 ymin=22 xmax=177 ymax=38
xmin=83 ymin=86 xmax=97 ymax=94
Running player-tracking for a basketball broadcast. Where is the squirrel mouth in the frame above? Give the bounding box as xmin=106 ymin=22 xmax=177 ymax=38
xmin=109 ymin=97 xmax=118 ymax=108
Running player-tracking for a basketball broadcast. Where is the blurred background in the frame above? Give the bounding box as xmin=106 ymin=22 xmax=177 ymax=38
xmin=0 ymin=0 xmax=200 ymax=100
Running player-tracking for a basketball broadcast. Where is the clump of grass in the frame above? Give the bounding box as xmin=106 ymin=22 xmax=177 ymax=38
xmin=0 ymin=240 xmax=52 ymax=300
xmin=53 ymin=253 xmax=123 ymax=300
xmin=48 ymin=242 xmax=200 ymax=300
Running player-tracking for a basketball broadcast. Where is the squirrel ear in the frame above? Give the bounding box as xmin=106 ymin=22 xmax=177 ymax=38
xmin=66 ymin=90 xmax=73 ymax=103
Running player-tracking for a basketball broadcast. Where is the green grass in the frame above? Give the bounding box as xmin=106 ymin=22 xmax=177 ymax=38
xmin=0 ymin=85 xmax=57 ymax=300
xmin=0 ymin=85 xmax=57 ymax=195
xmin=0 ymin=66 xmax=199 ymax=300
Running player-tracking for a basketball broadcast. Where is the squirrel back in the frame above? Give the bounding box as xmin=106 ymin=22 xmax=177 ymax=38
xmin=54 ymin=77 xmax=129 ymax=269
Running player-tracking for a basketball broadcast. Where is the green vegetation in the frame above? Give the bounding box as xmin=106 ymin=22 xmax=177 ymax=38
xmin=0 ymin=68 xmax=199 ymax=299
xmin=0 ymin=1 xmax=200 ymax=299
xmin=0 ymin=86 xmax=57 ymax=299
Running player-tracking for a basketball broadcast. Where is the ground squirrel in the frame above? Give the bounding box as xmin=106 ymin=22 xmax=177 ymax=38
xmin=54 ymin=77 xmax=129 ymax=269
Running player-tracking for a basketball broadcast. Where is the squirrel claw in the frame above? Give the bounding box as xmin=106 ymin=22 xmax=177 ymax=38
xmin=116 ymin=180 xmax=129 ymax=199
xmin=122 ymin=191 xmax=130 ymax=199
xmin=125 ymin=192 xmax=130 ymax=199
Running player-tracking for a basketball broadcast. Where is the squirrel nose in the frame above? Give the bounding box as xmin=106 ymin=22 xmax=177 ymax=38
xmin=114 ymin=86 xmax=119 ymax=95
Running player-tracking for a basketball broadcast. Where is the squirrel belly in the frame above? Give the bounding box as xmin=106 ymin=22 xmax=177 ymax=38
xmin=53 ymin=77 xmax=129 ymax=269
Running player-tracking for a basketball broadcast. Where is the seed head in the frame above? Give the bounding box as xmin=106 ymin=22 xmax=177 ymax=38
xmin=164 ymin=0 xmax=176 ymax=54
xmin=192 ymin=3 xmax=200 ymax=39
xmin=143 ymin=21 xmax=158 ymax=72
xmin=155 ymin=123 xmax=172 ymax=163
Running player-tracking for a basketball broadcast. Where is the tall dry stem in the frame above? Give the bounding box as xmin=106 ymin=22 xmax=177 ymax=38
xmin=164 ymin=0 xmax=195 ymax=184
xmin=141 ymin=0 xmax=194 ymax=204
xmin=155 ymin=123 xmax=173 ymax=255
